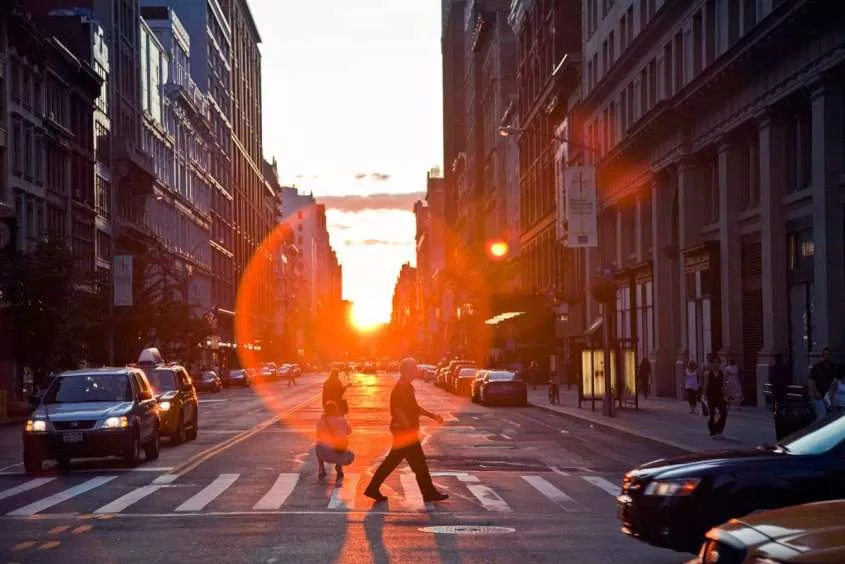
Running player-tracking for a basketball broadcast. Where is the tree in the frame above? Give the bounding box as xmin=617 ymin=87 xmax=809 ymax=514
xmin=0 ymin=237 xmax=106 ymax=383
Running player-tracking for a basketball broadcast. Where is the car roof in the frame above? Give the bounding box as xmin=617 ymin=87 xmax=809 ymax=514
xmin=55 ymin=367 xmax=135 ymax=377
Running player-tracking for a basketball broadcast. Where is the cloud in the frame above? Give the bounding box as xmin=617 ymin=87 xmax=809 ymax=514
xmin=371 ymin=172 xmax=390 ymax=181
xmin=329 ymin=223 xmax=352 ymax=230
xmin=354 ymin=173 xmax=367 ymax=180
xmin=343 ymin=239 xmax=412 ymax=247
xmin=318 ymin=191 xmax=425 ymax=213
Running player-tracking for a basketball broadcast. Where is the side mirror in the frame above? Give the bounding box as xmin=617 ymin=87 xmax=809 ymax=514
xmin=138 ymin=390 xmax=153 ymax=402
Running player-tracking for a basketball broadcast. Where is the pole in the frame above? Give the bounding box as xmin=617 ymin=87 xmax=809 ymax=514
xmin=602 ymin=303 xmax=615 ymax=417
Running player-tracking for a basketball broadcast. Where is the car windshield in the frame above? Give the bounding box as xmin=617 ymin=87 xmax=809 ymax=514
xmin=145 ymin=369 xmax=178 ymax=392
xmin=488 ymin=372 xmax=518 ymax=381
xmin=780 ymin=409 xmax=845 ymax=455
xmin=458 ymin=369 xmax=477 ymax=378
xmin=44 ymin=373 xmax=132 ymax=404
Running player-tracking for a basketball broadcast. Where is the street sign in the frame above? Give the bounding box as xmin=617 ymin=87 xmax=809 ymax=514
xmin=113 ymin=255 xmax=134 ymax=306
xmin=564 ymin=166 xmax=598 ymax=248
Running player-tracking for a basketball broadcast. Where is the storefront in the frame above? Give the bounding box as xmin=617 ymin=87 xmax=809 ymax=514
xmin=683 ymin=243 xmax=721 ymax=369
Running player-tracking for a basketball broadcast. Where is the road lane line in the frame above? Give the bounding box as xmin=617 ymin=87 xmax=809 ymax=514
xmin=582 ymin=476 xmax=621 ymax=497
xmin=170 ymin=391 xmax=321 ymax=477
xmin=327 ymin=473 xmax=359 ymax=510
xmin=7 ymin=476 xmax=117 ymax=516
xmin=499 ymin=433 xmax=512 ymax=440
xmin=549 ymin=466 xmax=570 ymax=477
xmin=0 ymin=478 xmax=55 ymax=502
xmin=0 ymin=462 xmax=23 ymax=473
xmin=466 ymin=485 xmax=512 ymax=512
xmin=253 ymin=473 xmax=299 ymax=510
xmin=521 ymin=475 xmax=581 ymax=511
xmin=175 ymin=474 xmax=239 ymax=512
xmin=399 ymin=473 xmax=432 ymax=511
xmin=94 ymin=475 xmax=178 ymax=514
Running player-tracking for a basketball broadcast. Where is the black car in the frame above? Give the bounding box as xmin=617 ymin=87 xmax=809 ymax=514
xmin=192 ymin=371 xmax=222 ymax=393
xmin=618 ymin=409 xmax=845 ymax=554
xmin=225 ymin=369 xmax=250 ymax=387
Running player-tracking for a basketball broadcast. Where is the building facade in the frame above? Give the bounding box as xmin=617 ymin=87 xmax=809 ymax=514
xmin=391 ymin=262 xmax=419 ymax=356
xmin=570 ymin=0 xmax=845 ymax=404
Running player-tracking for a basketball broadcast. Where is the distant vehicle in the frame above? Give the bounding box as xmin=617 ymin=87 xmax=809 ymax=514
xmin=474 ymin=371 xmax=526 ymax=406
xmin=453 ymin=367 xmax=478 ymax=396
xmin=225 ymin=368 xmax=250 ymax=387
xmin=192 ymin=371 xmax=222 ymax=393
xmin=23 ymin=366 xmax=161 ymax=473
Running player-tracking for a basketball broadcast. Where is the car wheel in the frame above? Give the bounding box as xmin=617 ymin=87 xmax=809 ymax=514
xmin=186 ymin=413 xmax=198 ymax=441
xmin=123 ymin=430 xmax=141 ymax=467
xmin=23 ymin=449 xmax=42 ymax=474
xmin=480 ymin=392 xmax=487 ymax=406
xmin=145 ymin=426 xmax=160 ymax=461
xmin=56 ymin=455 xmax=71 ymax=473
xmin=171 ymin=411 xmax=186 ymax=445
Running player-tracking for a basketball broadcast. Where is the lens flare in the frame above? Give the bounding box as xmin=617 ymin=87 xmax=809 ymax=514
xmin=488 ymin=240 xmax=509 ymax=259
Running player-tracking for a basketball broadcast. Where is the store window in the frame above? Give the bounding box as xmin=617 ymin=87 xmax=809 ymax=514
xmin=635 ymin=276 xmax=654 ymax=359
xmin=787 ymin=228 xmax=815 ymax=381
xmin=685 ymin=254 xmax=717 ymax=367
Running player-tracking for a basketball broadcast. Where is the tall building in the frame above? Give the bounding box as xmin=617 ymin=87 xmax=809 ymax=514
xmin=142 ymin=0 xmax=236 ymax=344
xmin=570 ymin=0 xmax=845 ymax=404
xmin=391 ymin=262 xmax=418 ymax=356
xmin=219 ymin=0 xmax=274 ymax=341
xmin=139 ymin=8 xmax=214 ymax=319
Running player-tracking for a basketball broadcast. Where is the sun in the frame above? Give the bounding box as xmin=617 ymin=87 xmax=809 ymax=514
xmin=349 ymin=302 xmax=386 ymax=333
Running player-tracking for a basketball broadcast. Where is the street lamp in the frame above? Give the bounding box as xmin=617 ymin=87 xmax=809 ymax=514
xmin=498 ymin=126 xmax=600 ymax=155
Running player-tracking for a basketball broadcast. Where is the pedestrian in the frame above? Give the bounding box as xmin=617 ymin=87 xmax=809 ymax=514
xmin=528 ymin=361 xmax=540 ymax=389
xmin=287 ymin=366 xmax=297 ymax=387
xmin=323 ymin=370 xmax=351 ymax=415
xmin=549 ymin=370 xmax=561 ymax=405
xmin=684 ymin=360 xmax=700 ymax=414
xmin=768 ymin=353 xmax=791 ymax=440
xmin=364 ymin=357 xmax=449 ymax=503
xmin=809 ymin=347 xmax=836 ymax=420
xmin=315 ymin=401 xmax=355 ymax=480
xmin=830 ymin=366 xmax=845 ymax=412
xmin=724 ymin=357 xmax=743 ymax=410
xmin=637 ymin=357 xmax=651 ymax=399
xmin=702 ymin=354 xmax=728 ymax=439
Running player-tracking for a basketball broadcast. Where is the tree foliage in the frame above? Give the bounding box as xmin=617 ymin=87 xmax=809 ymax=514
xmin=0 ymin=238 xmax=107 ymax=381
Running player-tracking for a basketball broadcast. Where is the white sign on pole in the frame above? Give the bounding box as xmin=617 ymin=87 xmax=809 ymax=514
xmin=113 ymin=255 xmax=134 ymax=307
xmin=564 ymin=166 xmax=598 ymax=248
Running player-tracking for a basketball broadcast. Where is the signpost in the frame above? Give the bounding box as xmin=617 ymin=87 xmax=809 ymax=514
xmin=564 ymin=166 xmax=598 ymax=248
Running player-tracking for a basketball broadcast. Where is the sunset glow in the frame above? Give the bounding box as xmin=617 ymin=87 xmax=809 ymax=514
xmin=349 ymin=301 xmax=385 ymax=333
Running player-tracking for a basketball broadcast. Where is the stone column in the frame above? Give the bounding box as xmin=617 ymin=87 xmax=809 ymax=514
xmin=810 ymin=79 xmax=845 ymax=362
xmin=717 ymin=139 xmax=744 ymax=360
xmin=756 ymin=110 xmax=789 ymax=403
xmin=635 ymin=195 xmax=644 ymax=263
xmin=651 ymin=172 xmax=679 ymax=398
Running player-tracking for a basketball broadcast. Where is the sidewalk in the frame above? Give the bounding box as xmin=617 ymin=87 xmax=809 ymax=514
xmin=529 ymin=385 xmax=774 ymax=453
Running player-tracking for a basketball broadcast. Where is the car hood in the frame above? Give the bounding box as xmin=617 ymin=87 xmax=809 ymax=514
xmin=629 ymin=447 xmax=786 ymax=479
xmin=37 ymin=402 xmax=133 ymax=421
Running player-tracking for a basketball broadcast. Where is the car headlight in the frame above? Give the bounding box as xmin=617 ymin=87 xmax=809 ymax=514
xmin=25 ymin=419 xmax=47 ymax=433
xmin=102 ymin=416 xmax=129 ymax=429
xmin=158 ymin=401 xmax=171 ymax=411
xmin=643 ymin=478 xmax=700 ymax=496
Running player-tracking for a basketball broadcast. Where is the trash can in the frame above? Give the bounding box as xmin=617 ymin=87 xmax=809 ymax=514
xmin=763 ymin=383 xmax=816 ymax=441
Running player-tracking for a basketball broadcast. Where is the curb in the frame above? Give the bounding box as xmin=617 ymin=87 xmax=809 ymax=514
xmin=529 ymin=401 xmax=697 ymax=454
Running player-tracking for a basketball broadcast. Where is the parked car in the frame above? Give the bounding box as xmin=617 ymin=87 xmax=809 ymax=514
xmin=192 ymin=371 xmax=222 ymax=393
xmin=23 ymin=367 xmax=161 ymax=473
xmin=225 ymin=369 xmax=250 ymax=387
xmin=618 ymin=409 xmax=845 ymax=554
xmin=453 ymin=368 xmax=478 ymax=396
xmin=476 ymin=371 xmax=527 ymax=405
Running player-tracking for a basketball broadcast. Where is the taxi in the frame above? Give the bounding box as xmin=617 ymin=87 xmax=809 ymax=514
xmin=692 ymin=499 xmax=845 ymax=563
xmin=137 ymin=348 xmax=199 ymax=444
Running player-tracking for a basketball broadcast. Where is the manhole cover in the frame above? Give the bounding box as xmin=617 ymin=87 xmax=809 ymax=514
xmin=419 ymin=525 xmax=516 ymax=535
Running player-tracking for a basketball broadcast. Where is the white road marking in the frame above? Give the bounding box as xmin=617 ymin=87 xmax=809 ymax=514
xmin=7 ymin=476 xmax=117 ymax=516
xmin=0 ymin=462 xmax=23 ymax=473
xmin=583 ymin=476 xmax=621 ymax=497
xmin=442 ymin=413 xmax=458 ymax=422
xmin=132 ymin=467 xmax=174 ymax=472
xmin=253 ymin=473 xmax=299 ymax=510
xmin=430 ymin=472 xmax=479 ymax=483
xmin=521 ymin=475 xmax=581 ymax=511
xmin=503 ymin=419 xmax=522 ymax=427
xmin=399 ymin=473 xmax=432 ymax=511
xmin=198 ymin=399 xmax=229 ymax=404
xmin=175 ymin=474 xmax=239 ymax=512
xmin=327 ymin=473 xmax=359 ymax=510
xmin=499 ymin=433 xmax=512 ymax=440
xmin=94 ymin=474 xmax=177 ymax=514
xmin=0 ymin=478 xmax=55 ymax=502
xmin=549 ymin=466 xmax=570 ymax=477
xmin=466 ymin=485 xmax=512 ymax=512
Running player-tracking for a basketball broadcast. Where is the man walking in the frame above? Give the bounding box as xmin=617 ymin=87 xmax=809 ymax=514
xmin=364 ymin=357 xmax=449 ymax=503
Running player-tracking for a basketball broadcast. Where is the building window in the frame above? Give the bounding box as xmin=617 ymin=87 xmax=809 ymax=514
xmin=635 ymin=278 xmax=654 ymax=360
xmin=96 ymin=122 xmax=111 ymax=166
xmin=786 ymin=106 xmax=812 ymax=193
xmin=686 ymin=267 xmax=715 ymax=367
xmin=692 ymin=11 xmax=703 ymax=76
xmin=24 ymin=125 xmax=33 ymax=179
xmin=95 ymin=175 xmax=111 ymax=219
xmin=743 ymin=138 xmax=760 ymax=210
xmin=12 ymin=120 xmax=22 ymax=176
xmin=609 ymin=30 xmax=615 ymax=64
xmin=787 ymin=228 xmax=814 ymax=382
xmin=705 ymin=0 xmax=716 ymax=65
xmin=97 ymin=230 xmax=111 ymax=262
xmin=674 ymin=31 xmax=684 ymax=92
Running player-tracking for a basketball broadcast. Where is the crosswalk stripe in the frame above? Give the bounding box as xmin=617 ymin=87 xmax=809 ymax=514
xmin=582 ymin=476 xmax=621 ymax=497
xmin=399 ymin=473 xmax=432 ymax=511
xmin=0 ymin=478 xmax=55 ymax=502
xmin=175 ymin=474 xmax=239 ymax=512
xmin=93 ymin=475 xmax=177 ymax=514
xmin=466 ymin=484 xmax=512 ymax=512
xmin=7 ymin=476 xmax=117 ymax=516
xmin=521 ymin=475 xmax=581 ymax=511
xmin=327 ymin=473 xmax=359 ymax=510
xmin=253 ymin=473 xmax=299 ymax=510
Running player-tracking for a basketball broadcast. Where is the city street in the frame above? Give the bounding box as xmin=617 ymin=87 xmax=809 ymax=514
xmin=0 ymin=371 xmax=688 ymax=563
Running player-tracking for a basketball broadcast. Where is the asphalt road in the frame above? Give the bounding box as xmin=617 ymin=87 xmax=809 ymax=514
xmin=0 ymin=372 xmax=689 ymax=563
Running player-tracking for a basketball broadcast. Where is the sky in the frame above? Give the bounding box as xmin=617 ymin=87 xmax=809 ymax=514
xmin=249 ymin=0 xmax=443 ymax=327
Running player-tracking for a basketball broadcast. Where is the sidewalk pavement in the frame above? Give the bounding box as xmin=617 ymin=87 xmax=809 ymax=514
xmin=529 ymin=385 xmax=775 ymax=453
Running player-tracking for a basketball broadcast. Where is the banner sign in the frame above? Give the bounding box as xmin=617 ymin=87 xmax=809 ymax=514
xmin=564 ymin=166 xmax=598 ymax=248
xmin=113 ymin=255 xmax=134 ymax=307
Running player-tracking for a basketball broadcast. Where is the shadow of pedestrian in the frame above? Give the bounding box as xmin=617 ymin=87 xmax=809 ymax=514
xmin=364 ymin=506 xmax=389 ymax=564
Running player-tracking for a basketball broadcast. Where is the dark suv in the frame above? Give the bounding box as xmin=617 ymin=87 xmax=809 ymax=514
xmin=23 ymin=368 xmax=161 ymax=473
xmin=141 ymin=364 xmax=199 ymax=444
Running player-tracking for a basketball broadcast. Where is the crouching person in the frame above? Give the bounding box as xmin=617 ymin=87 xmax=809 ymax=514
xmin=316 ymin=401 xmax=355 ymax=480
